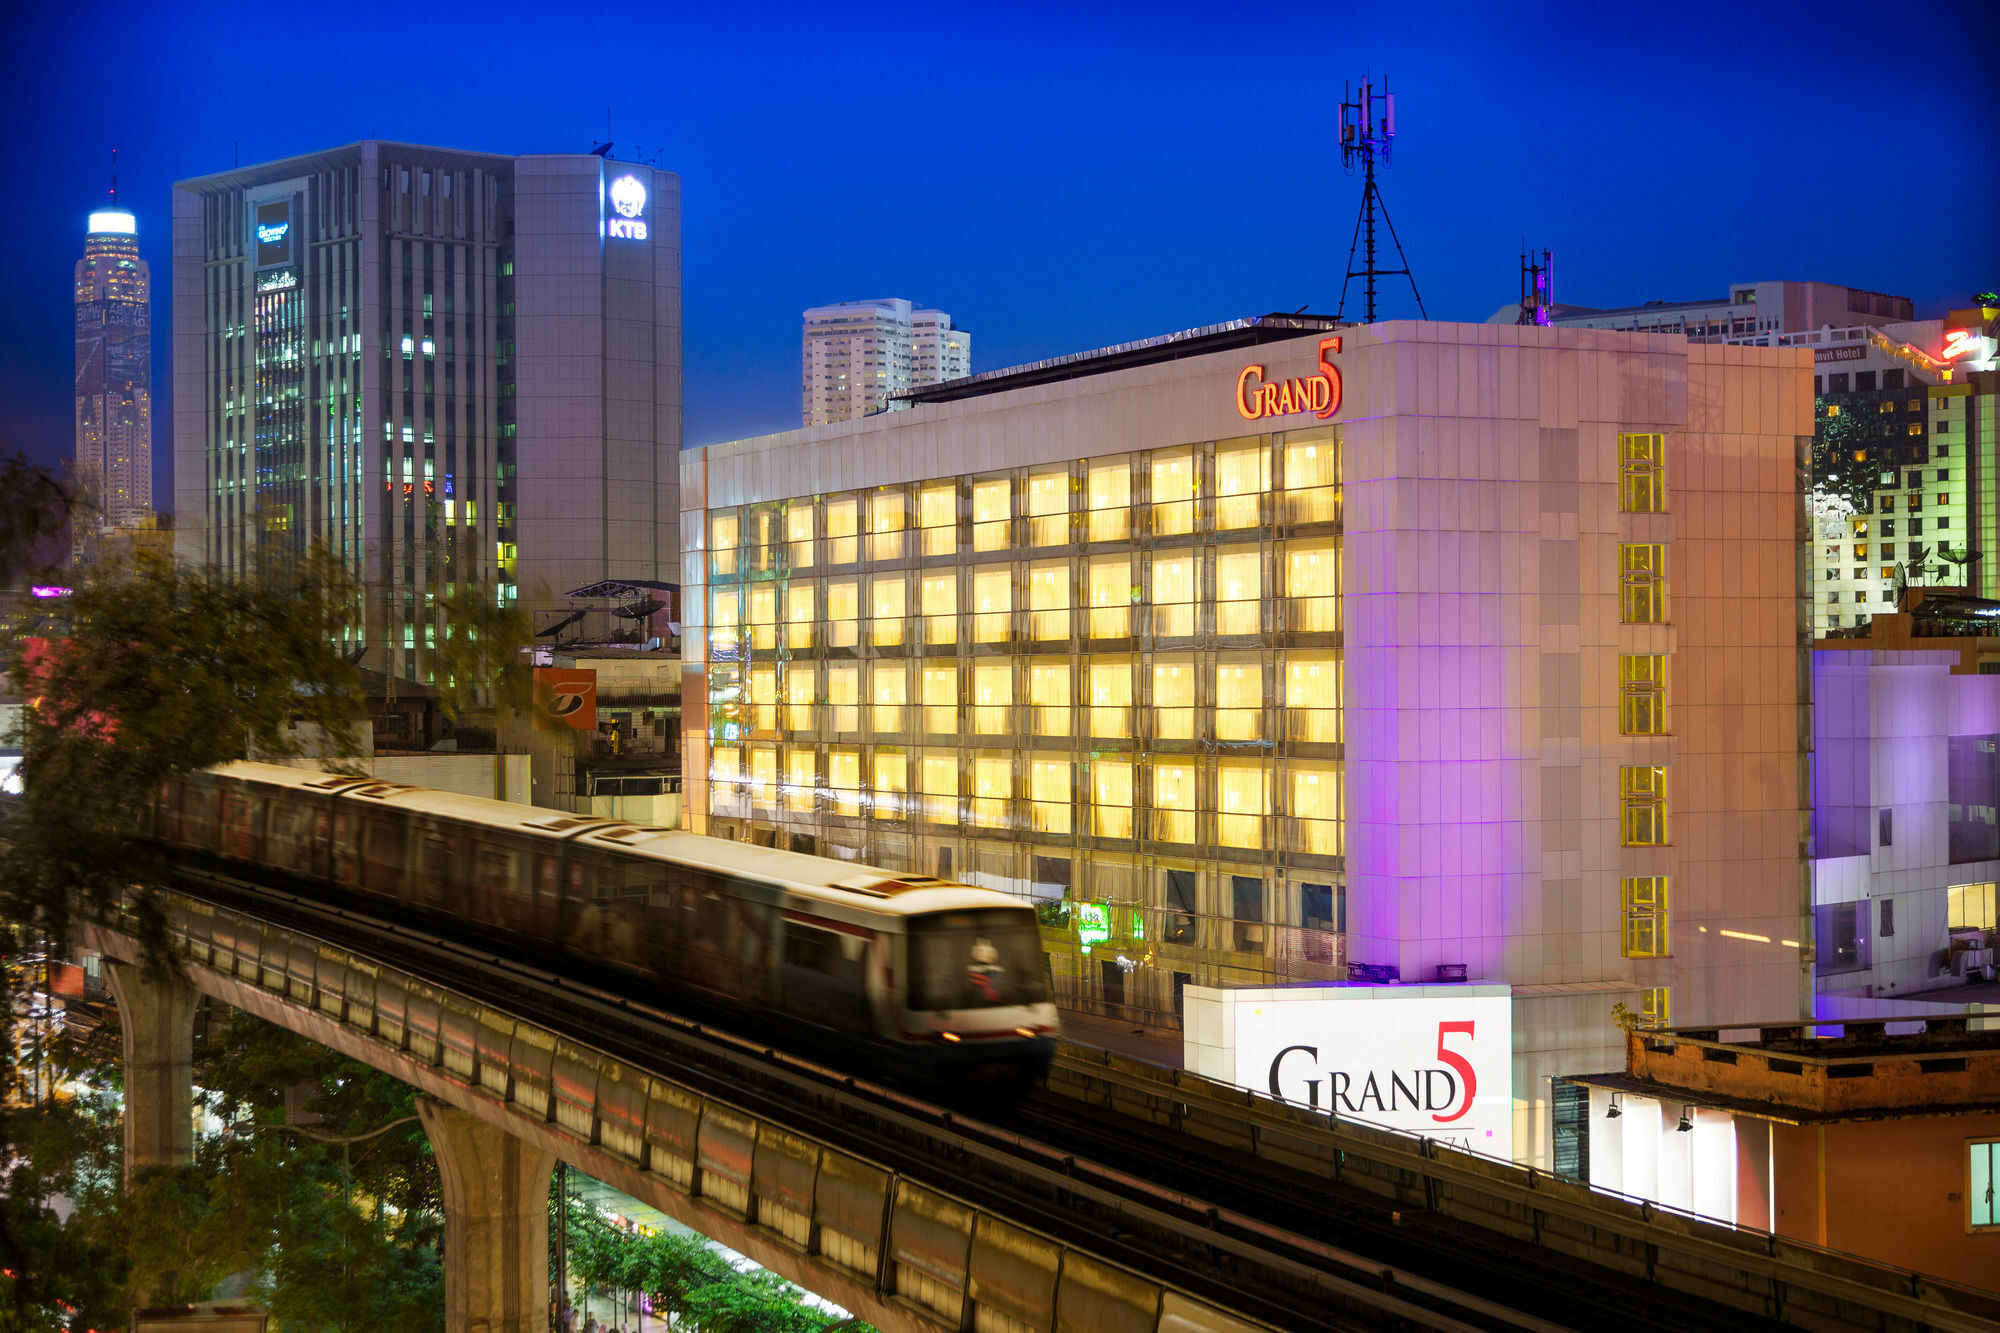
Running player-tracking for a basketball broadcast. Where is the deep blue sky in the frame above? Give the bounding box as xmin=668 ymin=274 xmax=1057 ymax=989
xmin=2 ymin=0 xmax=1992 ymax=494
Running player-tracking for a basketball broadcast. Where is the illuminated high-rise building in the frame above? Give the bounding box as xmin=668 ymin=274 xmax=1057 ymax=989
xmin=172 ymin=141 xmax=682 ymax=681
xmin=802 ymin=299 xmax=969 ymax=426
xmin=74 ymin=205 xmax=152 ymax=529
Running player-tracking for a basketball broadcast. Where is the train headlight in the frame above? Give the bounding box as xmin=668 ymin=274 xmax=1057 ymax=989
xmin=940 ymin=1031 xmax=961 ymax=1043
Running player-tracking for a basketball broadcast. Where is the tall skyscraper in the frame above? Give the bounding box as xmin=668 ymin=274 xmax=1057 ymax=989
xmin=74 ymin=204 xmax=152 ymax=530
xmin=801 ymin=298 xmax=969 ymax=426
xmin=172 ymin=141 xmax=682 ymax=682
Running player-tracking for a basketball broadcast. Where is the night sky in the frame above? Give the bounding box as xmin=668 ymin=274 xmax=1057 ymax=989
xmin=2 ymin=0 xmax=1992 ymax=498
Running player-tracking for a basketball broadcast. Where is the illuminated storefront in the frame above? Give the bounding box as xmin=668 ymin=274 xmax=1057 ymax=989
xmin=683 ymin=316 xmax=1810 ymax=1166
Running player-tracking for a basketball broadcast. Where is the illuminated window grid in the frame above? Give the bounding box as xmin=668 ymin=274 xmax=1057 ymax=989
xmin=1621 ymin=876 xmax=1669 ymax=957
xmin=1619 ymin=543 xmax=1667 ymax=624
xmin=1640 ymin=986 xmax=1670 ymax=1030
xmin=1621 ymin=765 xmax=1668 ymax=846
xmin=1619 ymin=654 xmax=1667 ymax=735
xmin=1949 ymin=882 xmax=1997 ymax=931
xmin=1618 ymin=432 xmax=1666 ymax=513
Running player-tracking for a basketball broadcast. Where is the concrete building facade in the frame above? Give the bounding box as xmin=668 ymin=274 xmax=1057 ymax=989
xmin=172 ymin=141 xmax=681 ymax=681
xmin=681 ymin=316 xmax=1813 ymax=1166
xmin=74 ymin=206 xmax=152 ymax=530
xmin=801 ymin=298 xmax=968 ymax=426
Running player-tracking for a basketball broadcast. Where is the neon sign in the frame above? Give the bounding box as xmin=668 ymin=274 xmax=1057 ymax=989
xmin=1237 ymin=336 xmax=1342 ymax=421
xmin=1940 ymin=329 xmax=1997 ymax=366
xmin=607 ymin=174 xmax=648 ymax=240
xmin=256 ymin=220 xmax=289 ymax=246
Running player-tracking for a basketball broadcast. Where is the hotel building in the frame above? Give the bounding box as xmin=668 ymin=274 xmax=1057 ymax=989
xmin=682 ymin=317 xmax=1811 ymax=1165
xmin=172 ymin=141 xmax=682 ymax=680
xmin=74 ymin=205 xmax=153 ymax=530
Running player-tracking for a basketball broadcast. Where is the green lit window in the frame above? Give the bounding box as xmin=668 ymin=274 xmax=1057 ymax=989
xmin=1622 ymin=877 xmax=1669 ymax=957
xmin=1619 ymin=544 xmax=1666 ymax=624
xmin=1619 ymin=432 xmax=1666 ymax=513
xmin=1972 ymin=1140 xmax=1999 ymax=1230
xmin=1621 ymin=765 xmax=1668 ymax=846
xmin=1619 ymin=654 xmax=1667 ymax=735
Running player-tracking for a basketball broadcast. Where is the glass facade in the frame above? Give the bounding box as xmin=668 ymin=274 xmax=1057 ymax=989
xmin=698 ymin=426 xmax=1345 ymax=1023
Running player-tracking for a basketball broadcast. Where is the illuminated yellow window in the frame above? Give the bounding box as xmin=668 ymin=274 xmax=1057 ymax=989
xmin=972 ymin=660 xmax=1012 ymax=734
xmin=1619 ymin=654 xmax=1667 ymax=735
xmin=744 ymin=509 xmax=776 ymax=573
xmin=826 ymin=579 xmax=859 ymax=647
xmin=1284 ymin=431 xmax=1340 ymax=523
xmin=918 ymin=483 xmax=956 ymax=557
xmin=748 ymin=665 xmax=776 ymax=732
xmin=1285 ymin=654 xmax=1340 ymax=742
xmin=972 ymin=567 xmax=1012 ymax=642
xmin=921 ymin=753 xmax=958 ymax=822
xmin=1030 ymin=660 xmax=1071 ymax=737
xmin=711 ymin=746 xmax=744 ymax=814
xmin=1030 ymin=758 xmax=1072 ymax=833
xmin=867 ymin=490 xmax=905 ymax=561
xmin=1290 ymin=764 xmax=1341 ymax=855
xmin=870 ymin=574 xmax=906 ymax=646
xmin=784 ymin=584 xmax=814 ymax=651
xmin=825 ymin=496 xmax=858 ymax=564
xmin=972 ymin=754 xmax=1012 ymax=828
xmin=783 ymin=748 xmax=816 ymax=812
xmin=1826 ymin=404 xmax=1842 ymax=418
xmin=710 ymin=746 xmax=741 ymax=784
xmin=826 ymin=665 xmax=858 ymax=732
xmin=870 ymin=663 xmax=907 ymax=733
xmin=1217 ymin=759 xmax=1267 ymax=849
xmin=1620 ymin=765 xmax=1668 ymax=846
xmin=873 ymin=750 xmax=908 ymax=821
xmin=1640 ymin=986 xmax=1670 ymax=1030
xmin=920 ymin=665 xmax=957 ymax=735
xmin=1621 ymin=876 xmax=1669 ymax=957
xmin=1087 ymin=459 xmax=1131 ymax=542
xmin=1619 ymin=544 xmax=1666 ymax=624
xmin=1154 ymin=657 xmax=1195 ymax=740
xmin=919 ymin=572 xmax=956 ymax=645
xmin=1215 ymin=658 xmax=1262 ymax=741
xmin=1092 ymin=760 xmax=1134 ymax=839
xmin=1151 ymin=448 xmax=1195 ymax=536
xmin=1152 ymin=760 xmax=1196 ymax=844
xmin=1853 ymin=543 xmax=1869 ymax=561
xmin=784 ymin=669 xmax=815 ymax=732
xmin=748 ymin=585 xmax=777 ymax=652
xmin=1087 ymin=555 xmax=1132 ymax=639
xmin=708 ymin=588 xmax=741 ymax=653
xmin=972 ymin=477 xmax=1011 ymax=551
xmin=1151 ymin=552 xmax=1195 ymax=638
xmin=1216 ymin=547 xmax=1261 ymax=635
xmin=1215 ymin=438 xmax=1268 ymax=530
xmin=710 ymin=512 xmax=740 ymax=576
xmin=1286 ymin=540 xmax=1340 ymax=632
xmin=1088 ymin=661 xmax=1131 ymax=738
xmin=828 ymin=747 xmax=863 ymax=816
xmin=1027 ymin=467 xmax=1069 ymax=547
xmin=749 ymin=746 xmax=778 ymax=808
xmin=1949 ymin=882 xmax=1997 ymax=930
xmin=1028 ymin=561 xmax=1070 ymax=640
xmin=1619 ymin=432 xmax=1666 ymax=513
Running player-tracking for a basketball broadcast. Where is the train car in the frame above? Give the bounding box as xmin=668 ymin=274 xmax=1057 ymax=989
xmin=156 ymin=763 xmax=1057 ymax=1082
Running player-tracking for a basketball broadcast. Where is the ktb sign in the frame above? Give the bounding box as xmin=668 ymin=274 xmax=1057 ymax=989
xmin=1184 ymin=983 xmax=1513 ymax=1158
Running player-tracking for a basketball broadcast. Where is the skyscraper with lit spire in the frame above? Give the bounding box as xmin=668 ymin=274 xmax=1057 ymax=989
xmin=74 ymin=175 xmax=152 ymax=531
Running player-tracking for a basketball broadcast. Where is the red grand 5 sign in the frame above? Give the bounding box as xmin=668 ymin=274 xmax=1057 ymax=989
xmin=1236 ymin=336 xmax=1343 ymax=422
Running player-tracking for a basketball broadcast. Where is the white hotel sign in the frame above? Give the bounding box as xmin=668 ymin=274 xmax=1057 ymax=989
xmin=1184 ymin=983 xmax=1513 ymax=1159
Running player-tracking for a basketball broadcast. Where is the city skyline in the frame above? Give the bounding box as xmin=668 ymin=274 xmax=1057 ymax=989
xmin=1 ymin=0 xmax=1992 ymax=505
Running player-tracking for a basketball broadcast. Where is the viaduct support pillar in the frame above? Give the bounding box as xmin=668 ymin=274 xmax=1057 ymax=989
xmin=104 ymin=960 xmax=197 ymax=1175
xmin=418 ymin=1097 xmax=556 ymax=1333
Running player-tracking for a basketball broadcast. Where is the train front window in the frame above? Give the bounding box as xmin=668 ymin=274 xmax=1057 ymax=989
xmin=908 ymin=910 xmax=1048 ymax=1010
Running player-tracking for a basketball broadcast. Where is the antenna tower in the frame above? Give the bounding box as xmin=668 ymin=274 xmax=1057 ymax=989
xmin=1335 ymin=76 xmax=1426 ymax=324
xmin=110 ymin=147 xmax=119 ymax=206
xmin=1517 ymin=247 xmax=1554 ymax=326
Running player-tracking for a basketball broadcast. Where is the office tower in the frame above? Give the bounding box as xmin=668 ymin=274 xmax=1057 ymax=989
xmin=801 ymin=299 xmax=969 ymax=426
xmin=172 ymin=141 xmax=682 ymax=680
xmin=74 ymin=205 xmax=152 ymax=530
xmin=687 ymin=315 xmax=1808 ymax=1168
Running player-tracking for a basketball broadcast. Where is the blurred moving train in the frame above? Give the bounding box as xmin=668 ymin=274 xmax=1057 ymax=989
xmin=155 ymin=763 xmax=1058 ymax=1081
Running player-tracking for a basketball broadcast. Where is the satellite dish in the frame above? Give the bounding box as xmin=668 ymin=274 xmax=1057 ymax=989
xmin=589 ymin=140 xmax=614 ymax=157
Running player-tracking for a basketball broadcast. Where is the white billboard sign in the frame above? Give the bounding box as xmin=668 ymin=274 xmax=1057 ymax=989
xmin=1185 ymin=983 xmax=1513 ymax=1159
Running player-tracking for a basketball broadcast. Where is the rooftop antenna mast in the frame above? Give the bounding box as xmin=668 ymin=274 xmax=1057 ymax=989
xmin=1335 ymin=76 xmax=1427 ymax=324
xmin=110 ymin=147 xmax=118 ymax=206
xmin=1517 ymin=246 xmax=1554 ymax=325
